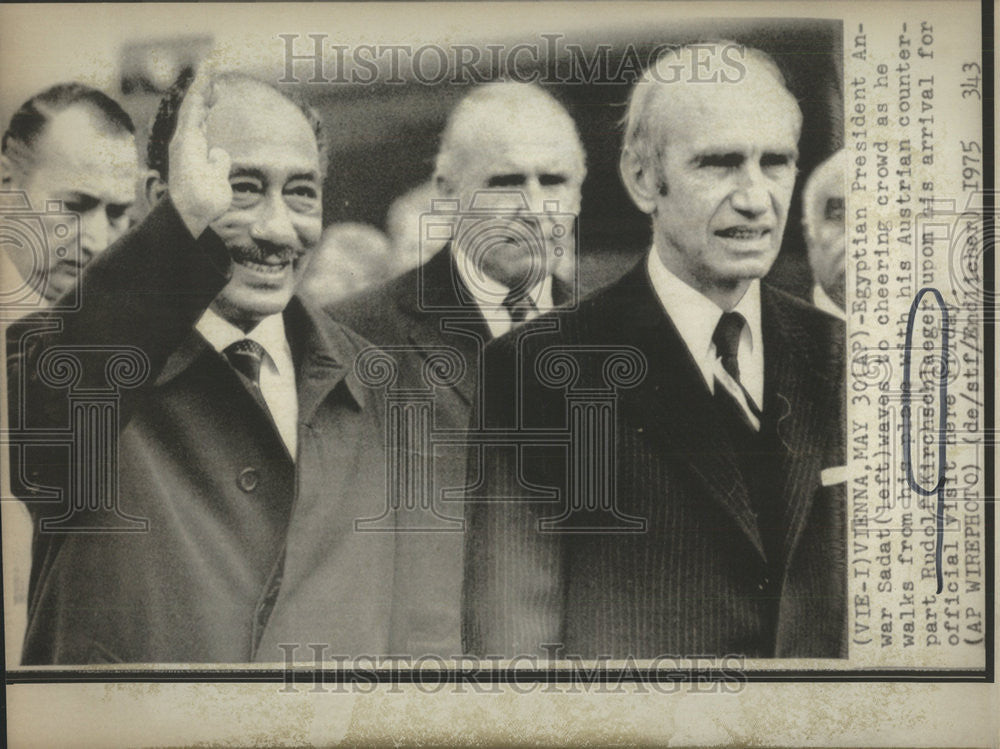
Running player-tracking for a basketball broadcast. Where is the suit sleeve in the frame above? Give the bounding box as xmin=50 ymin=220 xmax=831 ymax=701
xmin=461 ymin=333 xmax=565 ymax=659
xmin=6 ymin=197 xmax=231 ymax=518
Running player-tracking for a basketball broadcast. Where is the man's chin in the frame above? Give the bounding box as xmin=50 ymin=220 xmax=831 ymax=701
xmin=721 ymin=248 xmax=780 ymax=280
xmin=481 ymin=251 xmax=548 ymax=289
xmin=212 ymin=286 xmax=295 ymax=329
xmin=41 ymin=268 xmax=80 ymax=302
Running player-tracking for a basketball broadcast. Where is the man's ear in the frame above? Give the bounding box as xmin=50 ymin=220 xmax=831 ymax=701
xmin=435 ymin=174 xmax=455 ymax=198
xmin=0 ymin=153 xmax=21 ymax=190
xmin=143 ymin=170 xmax=168 ymax=207
xmin=619 ymin=147 xmax=661 ymax=215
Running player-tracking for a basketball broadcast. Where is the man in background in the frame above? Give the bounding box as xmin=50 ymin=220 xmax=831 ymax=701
xmin=1 ymin=83 xmax=139 ymax=307
xmin=802 ymin=148 xmax=846 ymax=319
xmin=464 ymin=44 xmax=847 ymax=659
xmin=329 ymin=81 xmax=587 ymax=655
xmin=1 ymin=83 xmax=139 ymax=665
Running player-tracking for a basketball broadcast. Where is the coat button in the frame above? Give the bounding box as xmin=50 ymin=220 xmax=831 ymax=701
xmin=757 ymin=575 xmax=771 ymax=592
xmin=237 ymin=467 xmax=260 ymax=493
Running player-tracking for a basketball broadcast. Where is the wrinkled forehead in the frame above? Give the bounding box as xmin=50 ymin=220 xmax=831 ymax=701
xmin=32 ymin=106 xmax=137 ymax=172
xmin=204 ymin=82 xmax=319 ymax=163
xmin=457 ymin=111 xmax=583 ymax=178
xmin=27 ymin=107 xmax=138 ymax=198
xmin=646 ymin=64 xmax=802 ymax=150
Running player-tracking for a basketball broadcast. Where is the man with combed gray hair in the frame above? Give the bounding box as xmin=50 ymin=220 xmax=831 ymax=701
xmin=330 ymin=81 xmax=586 ymax=655
xmin=802 ymin=148 xmax=846 ymax=319
xmin=464 ymin=43 xmax=847 ymax=659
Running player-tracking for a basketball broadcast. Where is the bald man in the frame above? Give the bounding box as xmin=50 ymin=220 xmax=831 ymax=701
xmin=464 ymin=44 xmax=847 ymax=659
xmin=1 ymin=83 xmax=139 ymax=309
xmin=328 ymin=82 xmax=586 ymax=655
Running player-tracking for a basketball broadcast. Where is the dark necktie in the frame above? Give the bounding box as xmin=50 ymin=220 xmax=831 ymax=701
xmin=713 ymin=311 xmax=745 ymax=382
xmin=503 ymin=287 xmax=537 ymax=325
xmin=224 ymin=338 xmax=267 ymax=387
xmin=711 ymin=312 xmax=761 ymax=429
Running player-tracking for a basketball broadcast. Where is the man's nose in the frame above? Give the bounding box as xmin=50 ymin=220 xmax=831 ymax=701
xmin=78 ymin=209 xmax=111 ymax=259
xmin=730 ymin=164 xmax=771 ymax=218
xmin=252 ymin=194 xmax=298 ymax=248
xmin=519 ymin=178 xmax=546 ymax=214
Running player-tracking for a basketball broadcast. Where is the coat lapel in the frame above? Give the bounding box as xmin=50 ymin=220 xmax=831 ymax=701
xmin=552 ymin=275 xmax=574 ymax=307
xmin=761 ymin=287 xmax=839 ymax=566
xmin=608 ymin=264 xmax=765 ymax=558
xmin=401 ymin=248 xmax=490 ymax=407
xmin=285 ymin=297 xmax=361 ymax=427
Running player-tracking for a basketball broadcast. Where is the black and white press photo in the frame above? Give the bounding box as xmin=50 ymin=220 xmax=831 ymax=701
xmin=0 ymin=2 xmax=991 ymax=746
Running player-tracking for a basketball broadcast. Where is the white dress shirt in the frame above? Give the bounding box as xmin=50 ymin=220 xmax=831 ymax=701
xmin=646 ymin=251 xmax=764 ymax=429
xmin=196 ymin=307 xmax=299 ymax=458
xmin=452 ymin=247 xmax=555 ymax=338
xmin=812 ymin=283 xmax=846 ymax=320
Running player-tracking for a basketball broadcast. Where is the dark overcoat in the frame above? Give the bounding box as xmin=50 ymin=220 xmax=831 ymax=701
xmin=462 ymin=260 xmax=848 ymax=659
xmin=9 ymin=200 xmax=402 ymax=664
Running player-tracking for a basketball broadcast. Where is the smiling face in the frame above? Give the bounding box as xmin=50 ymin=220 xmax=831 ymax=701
xmin=203 ymin=82 xmax=322 ymax=330
xmin=439 ymin=87 xmax=584 ymax=291
xmin=641 ymin=68 xmax=801 ymax=307
xmin=13 ymin=105 xmax=138 ymax=301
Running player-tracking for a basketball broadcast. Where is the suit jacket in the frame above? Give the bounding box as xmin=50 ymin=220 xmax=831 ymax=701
xmin=463 ymin=259 xmax=847 ymax=659
xmin=329 ymin=247 xmax=572 ymax=656
xmin=8 ymin=199 xmax=402 ymax=664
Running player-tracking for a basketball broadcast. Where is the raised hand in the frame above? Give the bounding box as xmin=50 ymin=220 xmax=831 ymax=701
xmin=168 ymin=72 xmax=232 ymax=238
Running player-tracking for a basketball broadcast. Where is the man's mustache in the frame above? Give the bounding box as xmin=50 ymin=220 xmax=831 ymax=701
xmin=227 ymin=240 xmax=306 ymax=265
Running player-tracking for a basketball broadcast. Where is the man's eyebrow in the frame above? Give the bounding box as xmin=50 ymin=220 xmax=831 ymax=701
xmin=228 ymin=166 xmax=266 ymax=181
xmin=762 ymin=147 xmax=800 ymax=162
xmin=692 ymin=152 xmax=745 ymax=167
xmin=52 ymin=191 xmax=100 ymax=208
xmin=53 ymin=190 xmax=95 ymax=200
xmin=487 ymin=173 xmax=527 ymax=186
xmin=227 ymin=167 xmax=320 ymax=183
xmin=286 ymin=171 xmax=320 ymax=183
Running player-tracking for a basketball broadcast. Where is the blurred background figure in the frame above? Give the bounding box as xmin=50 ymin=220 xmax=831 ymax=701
xmin=802 ymin=148 xmax=845 ymax=319
xmin=384 ymin=180 xmax=443 ymax=276
xmin=298 ymin=221 xmax=392 ymax=307
xmin=1 ymin=83 xmax=139 ymax=308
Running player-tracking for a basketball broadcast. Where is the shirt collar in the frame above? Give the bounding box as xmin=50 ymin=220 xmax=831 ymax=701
xmin=646 ymin=249 xmax=763 ymax=392
xmin=812 ymin=283 xmax=846 ymax=320
xmin=195 ymin=307 xmax=291 ymax=375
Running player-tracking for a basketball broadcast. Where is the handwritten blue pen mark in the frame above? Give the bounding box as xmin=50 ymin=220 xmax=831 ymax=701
xmin=901 ymin=287 xmax=949 ymax=594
